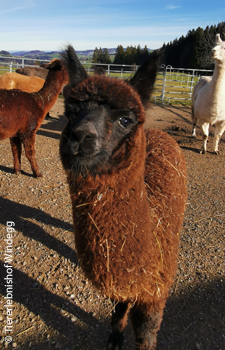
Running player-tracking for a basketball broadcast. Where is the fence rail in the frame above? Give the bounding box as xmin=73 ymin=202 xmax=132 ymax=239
xmin=0 ymin=56 xmax=50 ymax=72
xmin=0 ymin=56 xmax=214 ymax=103
xmin=153 ymin=65 xmax=213 ymax=104
xmin=0 ymin=56 xmax=139 ymax=76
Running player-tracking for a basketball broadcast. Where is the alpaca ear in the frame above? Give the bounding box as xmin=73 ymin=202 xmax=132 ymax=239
xmin=47 ymin=59 xmax=64 ymax=71
xmin=129 ymin=49 xmax=161 ymax=106
xmin=216 ymin=33 xmax=222 ymax=44
xmin=61 ymin=45 xmax=88 ymax=87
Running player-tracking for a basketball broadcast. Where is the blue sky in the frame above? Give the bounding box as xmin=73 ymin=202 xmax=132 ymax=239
xmin=0 ymin=0 xmax=224 ymax=52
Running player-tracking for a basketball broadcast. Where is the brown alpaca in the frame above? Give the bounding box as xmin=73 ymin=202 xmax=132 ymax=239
xmin=60 ymin=46 xmax=187 ymax=350
xmin=0 ymin=72 xmax=45 ymax=92
xmin=16 ymin=66 xmax=48 ymax=80
xmin=0 ymin=59 xmax=68 ymax=177
xmin=16 ymin=63 xmax=69 ymax=119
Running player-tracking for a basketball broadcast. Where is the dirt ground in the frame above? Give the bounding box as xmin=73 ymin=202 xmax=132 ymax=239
xmin=0 ymin=99 xmax=224 ymax=350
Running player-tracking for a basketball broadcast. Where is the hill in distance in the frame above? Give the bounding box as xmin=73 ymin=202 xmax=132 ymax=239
xmin=9 ymin=47 xmax=152 ymax=60
xmin=10 ymin=50 xmax=60 ymax=60
xmin=5 ymin=47 xmax=151 ymax=63
xmin=0 ymin=50 xmax=11 ymax=56
xmin=9 ymin=49 xmax=118 ymax=61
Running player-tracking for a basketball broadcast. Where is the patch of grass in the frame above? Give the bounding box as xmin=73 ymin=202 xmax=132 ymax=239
xmin=0 ymin=66 xmax=17 ymax=75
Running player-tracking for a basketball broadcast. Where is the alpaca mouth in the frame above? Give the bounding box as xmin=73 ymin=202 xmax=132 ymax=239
xmin=73 ymin=144 xmax=101 ymax=158
xmin=68 ymin=148 xmax=109 ymax=176
xmin=76 ymin=151 xmax=99 ymax=160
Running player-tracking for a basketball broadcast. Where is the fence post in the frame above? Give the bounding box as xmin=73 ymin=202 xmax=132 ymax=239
xmin=187 ymin=72 xmax=190 ymax=86
xmin=107 ymin=64 xmax=110 ymax=76
xmin=161 ymin=66 xmax=166 ymax=104
xmin=190 ymin=75 xmax=194 ymax=99
xmin=22 ymin=58 xmax=24 ymax=68
xmin=10 ymin=62 xmax=12 ymax=72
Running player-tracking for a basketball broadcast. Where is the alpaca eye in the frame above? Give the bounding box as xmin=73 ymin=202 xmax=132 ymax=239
xmin=119 ymin=117 xmax=132 ymax=128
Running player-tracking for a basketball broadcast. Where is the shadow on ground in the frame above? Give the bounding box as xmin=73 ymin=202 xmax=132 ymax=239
xmin=157 ymin=278 xmax=225 ymax=350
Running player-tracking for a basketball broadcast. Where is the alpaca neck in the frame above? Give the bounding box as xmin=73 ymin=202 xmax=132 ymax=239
xmin=35 ymin=70 xmax=64 ymax=113
xmin=210 ymin=62 xmax=225 ymax=99
xmin=68 ymin=127 xmax=147 ymax=213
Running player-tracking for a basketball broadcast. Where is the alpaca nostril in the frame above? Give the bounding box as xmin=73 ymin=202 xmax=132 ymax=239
xmin=70 ymin=125 xmax=99 ymax=156
xmin=71 ymin=119 xmax=97 ymax=140
xmin=71 ymin=129 xmax=97 ymax=144
xmin=84 ymin=133 xmax=97 ymax=141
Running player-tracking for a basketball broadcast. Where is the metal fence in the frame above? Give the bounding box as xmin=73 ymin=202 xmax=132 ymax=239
xmin=153 ymin=65 xmax=213 ymax=104
xmin=0 ymin=56 xmax=214 ymax=103
xmin=0 ymin=56 xmax=50 ymax=72
xmin=83 ymin=62 xmax=139 ymax=77
xmin=0 ymin=56 xmax=139 ymax=77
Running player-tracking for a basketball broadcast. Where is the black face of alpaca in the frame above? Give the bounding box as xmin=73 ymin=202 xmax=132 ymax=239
xmin=60 ymin=45 xmax=161 ymax=177
xmin=60 ymin=101 xmax=139 ymax=176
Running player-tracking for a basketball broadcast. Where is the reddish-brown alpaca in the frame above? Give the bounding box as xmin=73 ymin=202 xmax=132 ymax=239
xmin=0 ymin=59 xmax=68 ymax=177
xmin=60 ymin=46 xmax=187 ymax=350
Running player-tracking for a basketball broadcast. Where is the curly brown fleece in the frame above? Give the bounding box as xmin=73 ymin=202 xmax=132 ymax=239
xmin=66 ymin=127 xmax=186 ymax=307
xmin=60 ymin=45 xmax=187 ymax=349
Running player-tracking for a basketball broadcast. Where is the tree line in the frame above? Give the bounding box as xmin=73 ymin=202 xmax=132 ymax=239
xmin=92 ymin=21 xmax=225 ymax=69
xmin=92 ymin=45 xmax=149 ymax=67
xmin=161 ymin=21 xmax=225 ymax=69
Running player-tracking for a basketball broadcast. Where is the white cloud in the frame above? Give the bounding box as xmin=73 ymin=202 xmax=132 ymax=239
xmin=0 ymin=0 xmax=35 ymax=14
xmin=165 ymin=5 xmax=181 ymax=10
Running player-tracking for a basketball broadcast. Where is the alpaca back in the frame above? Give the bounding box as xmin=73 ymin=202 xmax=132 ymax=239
xmin=16 ymin=66 xmax=48 ymax=80
xmin=192 ymin=76 xmax=211 ymax=103
xmin=0 ymin=72 xmax=44 ymax=92
xmin=0 ymin=89 xmax=43 ymax=140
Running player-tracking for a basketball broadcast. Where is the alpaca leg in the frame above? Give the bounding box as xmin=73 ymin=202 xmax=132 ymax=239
xmin=191 ymin=106 xmax=197 ymax=138
xmin=200 ymin=122 xmax=209 ymax=154
xmin=192 ymin=124 xmax=196 ymax=138
xmin=130 ymin=303 xmax=164 ymax=350
xmin=107 ymin=302 xmax=131 ymax=350
xmin=10 ymin=136 xmax=22 ymax=174
xmin=22 ymin=135 xmax=42 ymax=177
xmin=212 ymin=121 xmax=225 ymax=154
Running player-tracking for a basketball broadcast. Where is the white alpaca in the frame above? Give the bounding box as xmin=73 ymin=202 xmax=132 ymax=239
xmin=192 ymin=33 xmax=225 ymax=154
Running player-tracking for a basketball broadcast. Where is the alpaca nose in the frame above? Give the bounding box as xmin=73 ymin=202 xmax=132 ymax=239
xmin=72 ymin=126 xmax=97 ymax=144
xmin=71 ymin=122 xmax=99 ymax=156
